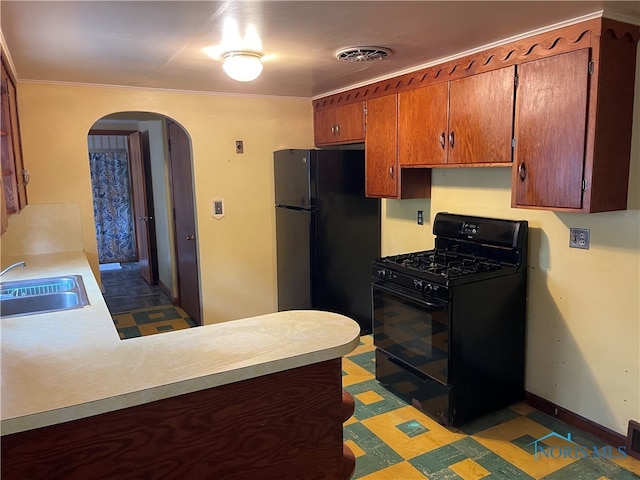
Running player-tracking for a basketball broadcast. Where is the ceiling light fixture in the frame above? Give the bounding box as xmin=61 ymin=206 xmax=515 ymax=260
xmin=222 ymin=49 xmax=264 ymax=82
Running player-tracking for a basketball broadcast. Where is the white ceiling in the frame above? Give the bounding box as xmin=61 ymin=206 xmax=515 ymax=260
xmin=1 ymin=1 xmax=639 ymax=99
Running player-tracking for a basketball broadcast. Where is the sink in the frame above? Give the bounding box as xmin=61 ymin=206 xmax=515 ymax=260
xmin=0 ymin=275 xmax=90 ymax=318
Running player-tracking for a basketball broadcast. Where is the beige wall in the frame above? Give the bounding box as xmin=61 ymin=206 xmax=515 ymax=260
xmin=16 ymin=82 xmax=313 ymax=324
xmin=381 ymin=53 xmax=640 ymax=436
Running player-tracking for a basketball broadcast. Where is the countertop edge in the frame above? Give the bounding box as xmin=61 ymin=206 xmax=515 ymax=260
xmin=1 ymin=337 xmax=360 ymax=436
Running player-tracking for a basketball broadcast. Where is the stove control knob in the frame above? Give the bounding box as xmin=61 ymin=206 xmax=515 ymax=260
xmin=377 ymin=269 xmax=387 ymax=279
xmin=413 ymin=279 xmax=423 ymax=291
xmin=424 ymin=283 xmax=433 ymax=294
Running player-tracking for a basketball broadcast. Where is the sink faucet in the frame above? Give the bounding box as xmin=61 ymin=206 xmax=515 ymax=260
xmin=0 ymin=261 xmax=26 ymax=277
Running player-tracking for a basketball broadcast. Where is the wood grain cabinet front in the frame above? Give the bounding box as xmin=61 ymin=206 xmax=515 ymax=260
xmin=1 ymin=52 xmax=27 ymax=235
xmin=398 ymin=66 xmax=515 ymax=167
xmin=1 ymin=359 xmax=354 ymax=480
xmin=512 ymin=20 xmax=638 ymax=213
xmin=314 ymin=102 xmax=365 ymax=146
xmin=365 ymin=94 xmax=431 ymax=199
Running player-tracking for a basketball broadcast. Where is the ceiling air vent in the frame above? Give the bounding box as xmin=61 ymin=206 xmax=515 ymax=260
xmin=335 ymin=46 xmax=392 ymax=62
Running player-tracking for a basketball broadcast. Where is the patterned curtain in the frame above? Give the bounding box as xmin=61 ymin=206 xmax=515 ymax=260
xmin=89 ymin=151 xmax=137 ymax=263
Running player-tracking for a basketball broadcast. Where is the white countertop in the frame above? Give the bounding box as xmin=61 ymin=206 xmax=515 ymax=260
xmin=0 ymin=252 xmax=361 ymax=435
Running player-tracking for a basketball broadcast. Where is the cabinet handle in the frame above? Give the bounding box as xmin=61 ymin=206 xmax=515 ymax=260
xmin=439 ymin=133 xmax=445 ymax=149
xmin=335 ymin=124 xmax=340 ymax=135
xmin=389 ymin=166 xmax=394 ymax=179
xmin=448 ymin=131 xmax=455 ymax=148
xmin=331 ymin=125 xmax=335 ymax=134
xmin=518 ymin=162 xmax=527 ymax=181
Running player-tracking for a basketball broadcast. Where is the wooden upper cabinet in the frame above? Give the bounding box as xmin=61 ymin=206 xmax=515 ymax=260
xmin=365 ymin=95 xmax=398 ymax=198
xmin=398 ymin=83 xmax=448 ymax=166
xmin=365 ymin=94 xmax=431 ymax=199
xmin=314 ymin=108 xmax=337 ymax=145
xmin=513 ymin=21 xmax=637 ymax=213
xmin=398 ymin=66 xmax=515 ymax=167
xmin=316 ymin=18 xmax=637 ymax=212
xmin=314 ymin=102 xmax=365 ymax=146
xmin=513 ymin=50 xmax=588 ymax=209
xmin=448 ymin=66 xmax=515 ymax=165
xmin=1 ymin=53 xmax=27 ymax=231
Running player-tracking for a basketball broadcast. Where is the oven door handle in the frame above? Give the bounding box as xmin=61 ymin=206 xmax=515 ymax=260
xmin=373 ymin=283 xmax=446 ymax=310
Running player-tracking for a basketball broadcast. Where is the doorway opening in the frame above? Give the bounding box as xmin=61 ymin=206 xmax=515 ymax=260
xmin=87 ymin=112 xmax=202 ymax=326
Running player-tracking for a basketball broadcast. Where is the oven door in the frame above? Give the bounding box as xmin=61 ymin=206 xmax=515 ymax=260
xmin=373 ymin=282 xmax=449 ymax=385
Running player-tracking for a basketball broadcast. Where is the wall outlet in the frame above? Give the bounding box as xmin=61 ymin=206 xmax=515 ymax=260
xmin=235 ymin=140 xmax=244 ymax=154
xmin=569 ymin=227 xmax=590 ymax=249
xmin=417 ymin=210 xmax=424 ymax=225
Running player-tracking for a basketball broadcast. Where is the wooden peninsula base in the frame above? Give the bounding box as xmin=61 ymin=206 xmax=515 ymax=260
xmin=2 ymin=358 xmax=355 ymax=480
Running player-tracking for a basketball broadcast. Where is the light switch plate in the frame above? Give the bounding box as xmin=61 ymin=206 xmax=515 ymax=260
xmin=212 ymin=198 xmax=225 ymax=219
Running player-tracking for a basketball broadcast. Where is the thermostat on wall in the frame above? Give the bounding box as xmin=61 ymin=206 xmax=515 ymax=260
xmin=211 ymin=197 xmax=225 ymax=219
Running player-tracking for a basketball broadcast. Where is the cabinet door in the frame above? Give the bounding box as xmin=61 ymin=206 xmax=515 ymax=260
xmin=0 ymin=58 xmax=26 ymax=217
xmin=513 ymin=49 xmax=589 ymax=209
xmin=365 ymin=95 xmax=398 ymax=198
xmin=449 ymin=66 xmax=515 ymax=165
xmin=335 ymin=102 xmax=365 ymax=143
xmin=398 ymin=83 xmax=448 ymax=166
xmin=314 ymin=108 xmax=337 ymax=145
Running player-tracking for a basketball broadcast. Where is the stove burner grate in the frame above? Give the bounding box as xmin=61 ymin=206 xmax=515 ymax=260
xmin=384 ymin=249 xmax=507 ymax=280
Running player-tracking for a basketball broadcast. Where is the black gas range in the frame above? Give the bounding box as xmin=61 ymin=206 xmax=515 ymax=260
xmin=372 ymin=212 xmax=528 ymax=426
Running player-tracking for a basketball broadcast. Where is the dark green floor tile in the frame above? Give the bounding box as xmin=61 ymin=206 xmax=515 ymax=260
xmin=347 ymin=351 xmax=376 ymax=374
xmin=156 ymin=324 xmax=174 ymax=332
xmin=512 ymin=434 xmax=550 ymax=455
xmin=409 ymin=444 xmax=467 ymax=474
xmin=451 ymin=436 xmax=496 ymax=460
xmin=344 ymin=379 xmax=408 ymax=420
xmin=425 ymin=468 xmax=463 ymax=480
xmin=118 ymin=326 xmax=141 ymax=339
xmin=473 ymin=450 xmax=535 ymax=479
xmin=459 ymin=406 xmax=521 ymax=435
xmin=542 ymin=456 xmax=640 ymax=480
xmin=344 ymin=422 xmax=403 ymax=478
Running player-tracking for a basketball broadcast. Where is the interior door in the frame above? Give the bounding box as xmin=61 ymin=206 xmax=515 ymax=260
xmin=167 ymin=121 xmax=201 ymax=325
xmin=128 ymin=131 xmax=157 ymax=284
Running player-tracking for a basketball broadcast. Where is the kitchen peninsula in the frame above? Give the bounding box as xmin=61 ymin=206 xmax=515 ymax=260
xmin=1 ymin=251 xmax=361 ymax=479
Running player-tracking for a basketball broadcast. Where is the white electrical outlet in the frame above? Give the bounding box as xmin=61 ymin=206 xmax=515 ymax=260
xmin=569 ymin=228 xmax=590 ymax=249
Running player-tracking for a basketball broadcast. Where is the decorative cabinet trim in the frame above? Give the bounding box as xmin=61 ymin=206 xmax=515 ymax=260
xmin=313 ymin=18 xmax=636 ymax=112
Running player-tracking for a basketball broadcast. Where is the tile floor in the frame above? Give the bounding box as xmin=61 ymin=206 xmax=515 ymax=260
xmin=343 ymin=336 xmax=640 ymax=480
xmin=99 ymin=262 xmax=172 ymax=313
xmin=112 ymin=305 xmax=197 ymax=339
xmin=98 ymin=282 xmax=639 ymax=480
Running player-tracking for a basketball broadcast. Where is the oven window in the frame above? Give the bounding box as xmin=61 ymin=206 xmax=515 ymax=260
xmin=373 ymin=285 xmax=449 ymax=385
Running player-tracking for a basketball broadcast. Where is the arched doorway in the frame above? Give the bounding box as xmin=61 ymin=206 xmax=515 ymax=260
xmin=87 ymin=112 xmax=201 ymax=325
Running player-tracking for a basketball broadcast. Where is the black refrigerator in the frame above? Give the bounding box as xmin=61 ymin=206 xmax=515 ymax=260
xmin=274 ymin=148 xmax=380 ymax=333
